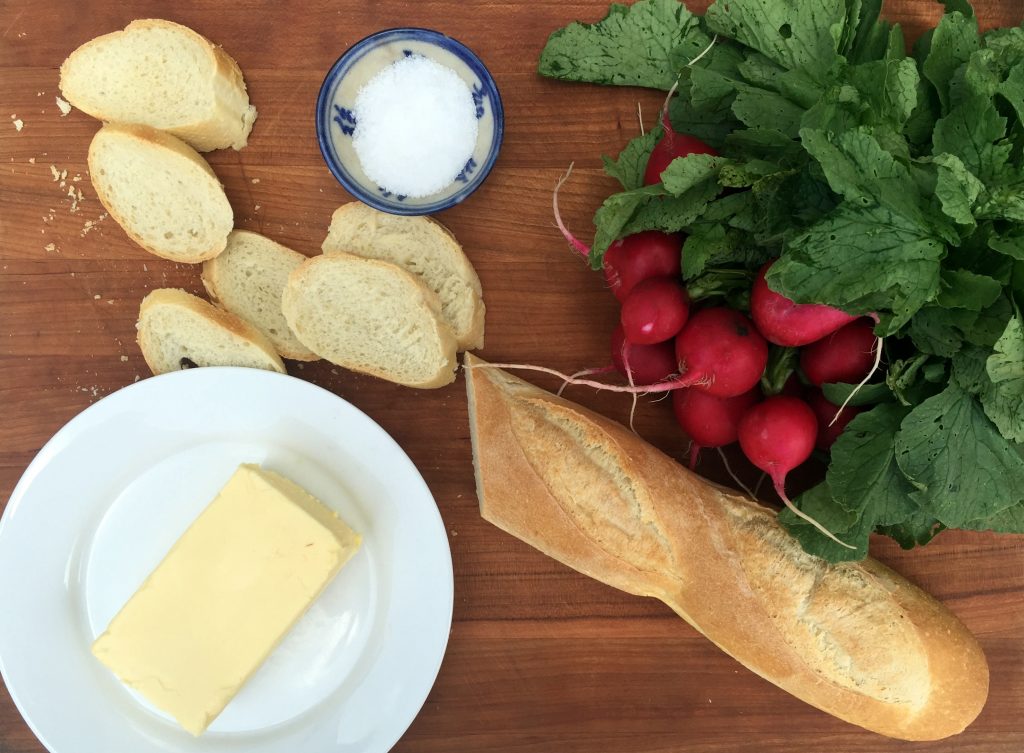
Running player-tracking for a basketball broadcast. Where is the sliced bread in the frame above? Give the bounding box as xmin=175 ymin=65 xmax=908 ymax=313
xmin=137 ymin=288 xmax=286 ymax=375
xmin=282 ymin=254 xmax=458 ymax=389
xmin=322 ymin=203 xmax=485 ymax=351
xmin=201 ymin=230 xmax=316 ymax=361
xmin=88 ymin=123 xmax=233 ymax=263
xmin=60 ymin=19 xmax=256 ymax=151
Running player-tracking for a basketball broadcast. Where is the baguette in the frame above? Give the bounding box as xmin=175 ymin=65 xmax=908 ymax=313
xmin=137 ymin=289 xmax=285 ymax=375
xmin=282 ymin=254 xmax=457 ymax=389
xmin=464 ymin=355 xmax=989 ymax=741
xmin=322 ymin=203 xmax=485 ymax=351
xmin=60 ymin=19 xmax=256 ymax=152
xmin=201 ymin=230 xmax=317 ymax=361
xmin=88 ymin=123 xmax=232 ymax=262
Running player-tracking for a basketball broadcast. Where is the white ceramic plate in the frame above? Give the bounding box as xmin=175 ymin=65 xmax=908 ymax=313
xmin=0 ymin=368 xmax=454 ymax=753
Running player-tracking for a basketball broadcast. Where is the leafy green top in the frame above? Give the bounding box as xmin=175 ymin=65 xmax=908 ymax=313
xmin=539 ymin=0 xmax=1024 ymax=561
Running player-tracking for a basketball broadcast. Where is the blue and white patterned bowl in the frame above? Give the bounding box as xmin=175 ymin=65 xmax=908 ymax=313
xmin=316 ymin=28 xmax=504 ymax=216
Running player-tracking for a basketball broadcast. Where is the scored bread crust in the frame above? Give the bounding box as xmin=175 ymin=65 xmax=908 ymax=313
xmin=88 ymin=123 xmax=231 ymax=263
xmin=201 ymin=230 xmax=318 ymax=362
xmin=322 ymin=202 xmax=485 ymax=351
xmin=464 ymin=355 xmax=989 ymax=741
xmin=59 ymin=19 xmax=257 ymax=151
xmin=137 ymin=288 xmax=285 ymax=374
xmin=282 ymin=254 xmax=458 ymax=389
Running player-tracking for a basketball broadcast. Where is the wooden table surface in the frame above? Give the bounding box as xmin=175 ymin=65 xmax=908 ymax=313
xmin=2 ymin=1 xmax=1022 ymax=751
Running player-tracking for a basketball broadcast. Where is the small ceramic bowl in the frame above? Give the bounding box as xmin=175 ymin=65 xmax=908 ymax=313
xmin=315 ymin=28 xmax=504 ymax=216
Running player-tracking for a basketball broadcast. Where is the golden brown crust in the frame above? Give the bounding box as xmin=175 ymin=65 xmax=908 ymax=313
xmin=464 ymin=355 xmax=989 ymax=740
xmin=137 ymin=288 xmax=285 ymax=374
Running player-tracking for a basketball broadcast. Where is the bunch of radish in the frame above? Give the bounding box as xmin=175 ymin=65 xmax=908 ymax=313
xmin=540 ymin=114 xmax=882 ymax=549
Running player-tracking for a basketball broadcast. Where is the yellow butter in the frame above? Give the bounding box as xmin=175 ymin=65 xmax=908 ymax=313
xmin=92 ymin=464 xmax=361 ymax=736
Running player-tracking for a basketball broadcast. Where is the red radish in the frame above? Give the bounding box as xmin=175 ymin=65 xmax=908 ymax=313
xmin=673 ymin=387 xmax=759 ymax=468
xmin=750 ymin=261 xmax=857 ymax=346
xmin=551 ymin=165 xmax=682 ymax=302
xmin=675 ymin=307 xmax=768 ymax=397
xmin=807 ymin=389 xmax=862 ymax=450
xmin=643 ymin=86 xmax=717 ymax=186
xmin=621 ymin=277 xmax=690 ymax=344
xmin=738 ymin=396 xmax=854 ymax=548
xmin=603 ymin=231 xmax=682 ymax=301
xmin=610 ymin=325 xmax=677 ymax=385
xmin=800 ymin=318 xmax=878 ymax=386
xmin=477 ymin=307 xmax=767 ymax=397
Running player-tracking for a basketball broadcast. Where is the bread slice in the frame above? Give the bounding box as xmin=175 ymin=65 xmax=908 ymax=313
xmin=137 ymin=289 xmax=285 ymax=375
xmin=465 ymin=355 xmax=990 ymax=741
xmin=201 ymin=230 xmax=316 ymax=361
xmin=282 ymin=254 xmax=457 ymax=388
xmin=88 ymin=123 xmax=233 ymax=263
xmin=322 ymin=203 xmax=485 ymax=351
xmin=60 ymin=19 xmax=256 ymax=151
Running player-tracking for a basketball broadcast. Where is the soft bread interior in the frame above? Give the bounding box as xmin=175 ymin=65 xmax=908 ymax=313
xmin=137 ymin=289 xmax=284 ymax=374
xmin=89 ymin=126 xmax=232 ymax=261
xmin=323 ymin=203 xmax=485 ymax=350
xmin=202 ymin=231 xmax=315 ymax=360
xmin=283 ymin=255 xmax=457 ymax=388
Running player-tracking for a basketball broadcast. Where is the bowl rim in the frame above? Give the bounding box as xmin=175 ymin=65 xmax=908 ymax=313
xmin=315 ymin=27 xmax=504 ymax=216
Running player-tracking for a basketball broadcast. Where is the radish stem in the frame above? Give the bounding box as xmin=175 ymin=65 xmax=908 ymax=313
xmin=717 ymin=446 xmax=755 ymax=499
xmin=687 ymin=34 xmax=718 ymax=68
xmin=623 ymin=350 xmax=640 ymax=433
xmin=468 ymin=361 xmax=702 ymax=394
xmin=829 ymin=335 xmax=884 ymax=427
xmin=753 ymin=471 xmax=768 ymax=498
xmin=555 ymin=365 xmax=616 ymax=396
xmin=772 ymin=474 xmax=856 ymax=549
xmin=552 ymin=163 xmax=590 ymax=258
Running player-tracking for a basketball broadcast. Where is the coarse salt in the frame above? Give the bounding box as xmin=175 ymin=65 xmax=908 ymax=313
xmin=352 ymin=55 xmax=478 ymax=198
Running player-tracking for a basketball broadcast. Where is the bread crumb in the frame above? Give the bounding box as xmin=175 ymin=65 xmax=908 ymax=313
xmin=120 ymin=355 xmax=129 ymax=362
xmin=55 ymin=97 xmax=72 ymax=116
xmin=450 ymin=530 xmax=458 ymax=537
xmin=80 ymin=213 xmax=107 ymax=237
xmin=143 ymin=263 xmax=148 ymax=272
xmin=11 ymin=116 xmax=23 ymax=132
xmin=28 ymin=157 xmax=35 ymax=164
xmin=251 ymin=178 xmax=260 ymax=184
xmin=49 ymin=165 xmax=59 ymax=181
xmin=44 ymin=243 xmax=56 ymax=252
xmin=72 ymin=174 xmax=82 ymax=182
xmin=93 ymin=294 xmax=101 ymax=300
xmin=254 ymin=204 xmax=261 ymax=211
xmin=68 ymin=186 xmax=83 ymax=213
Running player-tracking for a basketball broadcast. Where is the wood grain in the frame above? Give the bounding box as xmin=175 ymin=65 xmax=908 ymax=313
xmin=1 ymin=1 xmax=1022 ymax=751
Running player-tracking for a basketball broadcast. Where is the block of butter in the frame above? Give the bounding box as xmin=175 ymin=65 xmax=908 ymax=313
xmin=92 ymin=464 xmax=361 ymax=736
